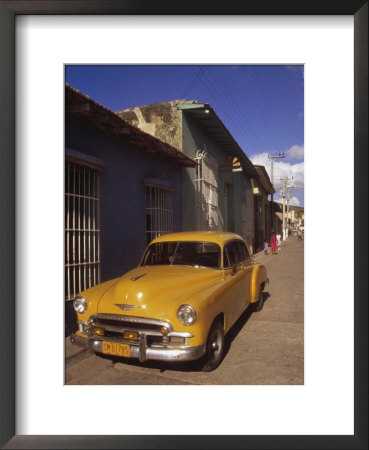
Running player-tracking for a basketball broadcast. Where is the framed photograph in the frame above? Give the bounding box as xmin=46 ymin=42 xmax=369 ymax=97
xmin=0 ymin=1 xmax=367 ymax=449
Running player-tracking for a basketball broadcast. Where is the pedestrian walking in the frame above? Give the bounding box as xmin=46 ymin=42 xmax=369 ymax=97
xmin=297 ymin=229 xmax=303 ymax=241
xmin=270 ymin=232 xmax=278 ymax=255
xmin=264 ymin=238 xmax=269 ymax=255
xmin=276 ymin=231 xmax=282 ymax=249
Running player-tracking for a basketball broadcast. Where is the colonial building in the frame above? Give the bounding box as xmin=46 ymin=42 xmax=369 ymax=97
xmin=117 ymin=100 xmax=259 ymax=253
xmin=65 ymin=85 xmax=195 ymax=306
xmin=252 ymin=165 xmax=275 ymax=252
xmin=283 ymin=204 xmax=305 ymax=232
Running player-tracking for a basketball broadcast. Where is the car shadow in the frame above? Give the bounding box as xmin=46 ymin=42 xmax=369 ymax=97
xmin=96 ymin=291 xmax=271 ymax=374
xmin=222 ymin=291 xmax=270 ymax=358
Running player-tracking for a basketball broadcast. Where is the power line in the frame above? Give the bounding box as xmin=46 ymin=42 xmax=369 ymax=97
xmin=248 ymin=66 xmax=284 ymax=151
xmin=194 ymin=67 xmax=266 ymax=154
xmin=180 ymin=66 xmax=207 ymax=99
xmin=201 ymin=70 xmax=263 ymax=152
xmin=210 ymin=68 xmax=267 ymax=151
xmin=241 ymin=66 xmax=281 ymax=151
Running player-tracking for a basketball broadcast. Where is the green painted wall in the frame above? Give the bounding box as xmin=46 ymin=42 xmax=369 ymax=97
xmin=117 ymin=102 xmax=256 ymax=252
xmin=181 ymin=112 xmax=254 ymax=244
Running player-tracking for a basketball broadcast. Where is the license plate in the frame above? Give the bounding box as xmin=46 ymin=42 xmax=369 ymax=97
xmin=102 ymin=341 xmax=130 ymax=358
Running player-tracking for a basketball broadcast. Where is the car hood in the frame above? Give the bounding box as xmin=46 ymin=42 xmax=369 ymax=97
xmin=96 ymin=265 xmax=223 ymax=320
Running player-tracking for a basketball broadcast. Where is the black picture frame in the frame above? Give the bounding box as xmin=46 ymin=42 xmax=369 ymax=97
xmin=0 ymin=1 xmax=367 ymax=449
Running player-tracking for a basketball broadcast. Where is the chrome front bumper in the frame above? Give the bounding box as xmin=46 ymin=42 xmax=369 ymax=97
xmin=70 ymin=332 xmax=89 ymax=347
xmin=89 ymin=337 xmax=206 ymax=363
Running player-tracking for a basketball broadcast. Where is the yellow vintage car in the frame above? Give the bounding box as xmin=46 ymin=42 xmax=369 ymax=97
xmin=71 ymin=231 xmax=268 ymax=371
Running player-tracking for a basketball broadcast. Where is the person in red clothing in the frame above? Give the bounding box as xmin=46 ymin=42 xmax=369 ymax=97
xmin=270 ymin=232 xmax=278 ymax=255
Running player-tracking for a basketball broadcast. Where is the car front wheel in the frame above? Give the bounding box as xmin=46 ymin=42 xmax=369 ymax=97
xmin=253 ymin=286 xmax=264 ymax=312
xmin=202 ymin=320 xmax=224 ymax=372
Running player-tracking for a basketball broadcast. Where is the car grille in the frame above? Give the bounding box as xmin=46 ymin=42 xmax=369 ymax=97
xmin=89 ymin=313 xmax=185 ymax=346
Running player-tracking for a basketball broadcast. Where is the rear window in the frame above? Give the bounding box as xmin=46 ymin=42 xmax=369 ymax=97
xmin=224 ymin=241 xmax=239 ymax=268
xmin=224 ymin=240 xmax=250 ymax=267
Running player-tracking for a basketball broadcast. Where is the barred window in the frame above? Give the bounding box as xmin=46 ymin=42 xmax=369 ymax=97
xmin=195 ymin=151 xmax=219 ymax=231
xmin=65 ymin=161 xmax=101 ymax=301
xmin=241 ymin=189 xmax=247 ymax=239
xmin=145 ymin=184 xmax=173 ymax=245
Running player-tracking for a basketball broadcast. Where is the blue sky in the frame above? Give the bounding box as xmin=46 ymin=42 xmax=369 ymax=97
xmin=66 ymin=65 xmax=304 ymax=206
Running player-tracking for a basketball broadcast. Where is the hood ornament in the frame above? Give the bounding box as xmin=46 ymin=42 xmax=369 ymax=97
xmin=130 ymin=273 xmax=147 ymax=282
xmin=115 ymin=304 xmax=142 ymax=311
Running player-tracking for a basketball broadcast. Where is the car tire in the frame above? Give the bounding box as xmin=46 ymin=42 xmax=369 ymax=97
xmin=202 ymin=320 xmax=224 ymax=372
xmin=253 ymin=286 xmax=264 ymax=312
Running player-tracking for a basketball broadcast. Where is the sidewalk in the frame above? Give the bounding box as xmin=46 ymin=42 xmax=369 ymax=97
xmin=253 ymin=234 xmax=304 ymax=320
xmin=253 ymin=235 xmax=299 ymax=262
xmin=65 ymin=334 xmax=87 ymax=360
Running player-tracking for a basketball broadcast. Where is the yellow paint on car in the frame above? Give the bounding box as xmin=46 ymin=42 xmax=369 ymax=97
xmin=73 ymin=232 xmax=268 ymax=357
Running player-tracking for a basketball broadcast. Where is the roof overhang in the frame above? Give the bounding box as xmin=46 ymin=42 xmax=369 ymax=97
xmin=65 ymin=85 xmax=196 ymax=168
xmin=254 ymin=165 xmax=275 ymax=195
xmin=177 ymin=102 xmax=258 ymax=178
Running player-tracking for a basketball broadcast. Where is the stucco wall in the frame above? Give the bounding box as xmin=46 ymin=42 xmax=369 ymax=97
xmin=66 ymin=115 xmax=183 ymax=281
xmin=117 ymin=102 xmax=183 ymax=150
xmin=117 ymin=102 xmax=256 ymax=253
xmin=182 ymin=113 xmax=254 ymax=245
xmin=181 ymin=113 xmax=227 ymax=231
xmin=243 ymin=177 xmax=254 ymax=253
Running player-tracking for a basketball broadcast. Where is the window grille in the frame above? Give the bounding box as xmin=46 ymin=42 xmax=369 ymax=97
xmin=195 ymin=150 xmax=219 ymax=231
xmin=65 ymin=161 xmax=101 ymax=301
xmin=241 ymin=189 xmax=247 ymax=240
xmin=145 ymin=184 xmax=173 ymax=245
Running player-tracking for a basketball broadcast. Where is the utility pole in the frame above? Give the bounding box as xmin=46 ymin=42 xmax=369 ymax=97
xmin=268 ymin=153 xmax=285 ymax=235
xmin=276 ymin=176 xmax=293 ymax=240
xmin=286 ymin=184 xmax=295 ymax=237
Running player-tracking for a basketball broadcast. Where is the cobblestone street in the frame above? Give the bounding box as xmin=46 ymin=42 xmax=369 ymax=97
xmin=65 ymin=236 xmax=304 ymax=385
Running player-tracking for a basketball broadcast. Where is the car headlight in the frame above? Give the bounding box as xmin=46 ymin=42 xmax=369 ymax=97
xmin=73 ymin=296 xmax=87 ymax=314
xmin=177 ymin=304 xmax=197 ymax=325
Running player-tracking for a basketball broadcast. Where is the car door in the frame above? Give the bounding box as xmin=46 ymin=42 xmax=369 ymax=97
xmin=236 ymin=240 xmax=254 ymax=311
xmin=222 ymin=240 xmax=248 ymax=328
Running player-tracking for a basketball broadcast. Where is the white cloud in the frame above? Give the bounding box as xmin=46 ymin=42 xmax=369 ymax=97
xmin=250 ymin=152 xmax=304 ymax=189
xmin=250 ymin=152 xmax=270 ymax=167
xmin=251 ymin=144 xmax=304 ymax=163
xmin=250 ymin=150 xmax=304 ymax=207
xmin=289 ymin=196 xmax=301 ymax=206
xmin=274 ymin=195 xmax=301 ymax=206
xmin=287 ymin=144 xmax=304 ymax=160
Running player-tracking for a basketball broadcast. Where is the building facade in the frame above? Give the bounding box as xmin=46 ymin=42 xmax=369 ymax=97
xmin=252 ymin=165 xmax=275 ymax=252
xmin=65 ymin=85 xmax=195 ymax=308
xmin=118 ymin=100 xmax=259 ymax=253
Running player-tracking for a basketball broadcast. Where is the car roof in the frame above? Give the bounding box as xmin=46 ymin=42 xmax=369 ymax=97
xmin=151 ymin=231 xmax=245 ymax=246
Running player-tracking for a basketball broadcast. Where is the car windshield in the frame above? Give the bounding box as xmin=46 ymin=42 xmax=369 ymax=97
xmin=141 ymin=241 xmax=221 ymax=268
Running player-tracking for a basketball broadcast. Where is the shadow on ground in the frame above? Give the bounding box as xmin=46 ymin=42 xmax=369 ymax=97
xmin=65 ymin=301 xmax=78 ymax=337
xmin=96 ymin=291 xmax=271 ymax=374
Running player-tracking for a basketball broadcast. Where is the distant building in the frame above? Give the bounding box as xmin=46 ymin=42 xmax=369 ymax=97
xmin=274 ymin=202 xmax=304 ymax=237
xmin=283 ymin=204 xmax=305 ymax=231
xmin=118 ymin=100 xmax=259 ymax=253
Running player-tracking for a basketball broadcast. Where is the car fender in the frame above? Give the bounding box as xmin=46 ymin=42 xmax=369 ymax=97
xmin=182 ymin=283 xmax=229 ymax=346
xmin=250 ymin=264 xmax=268 ymax=303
